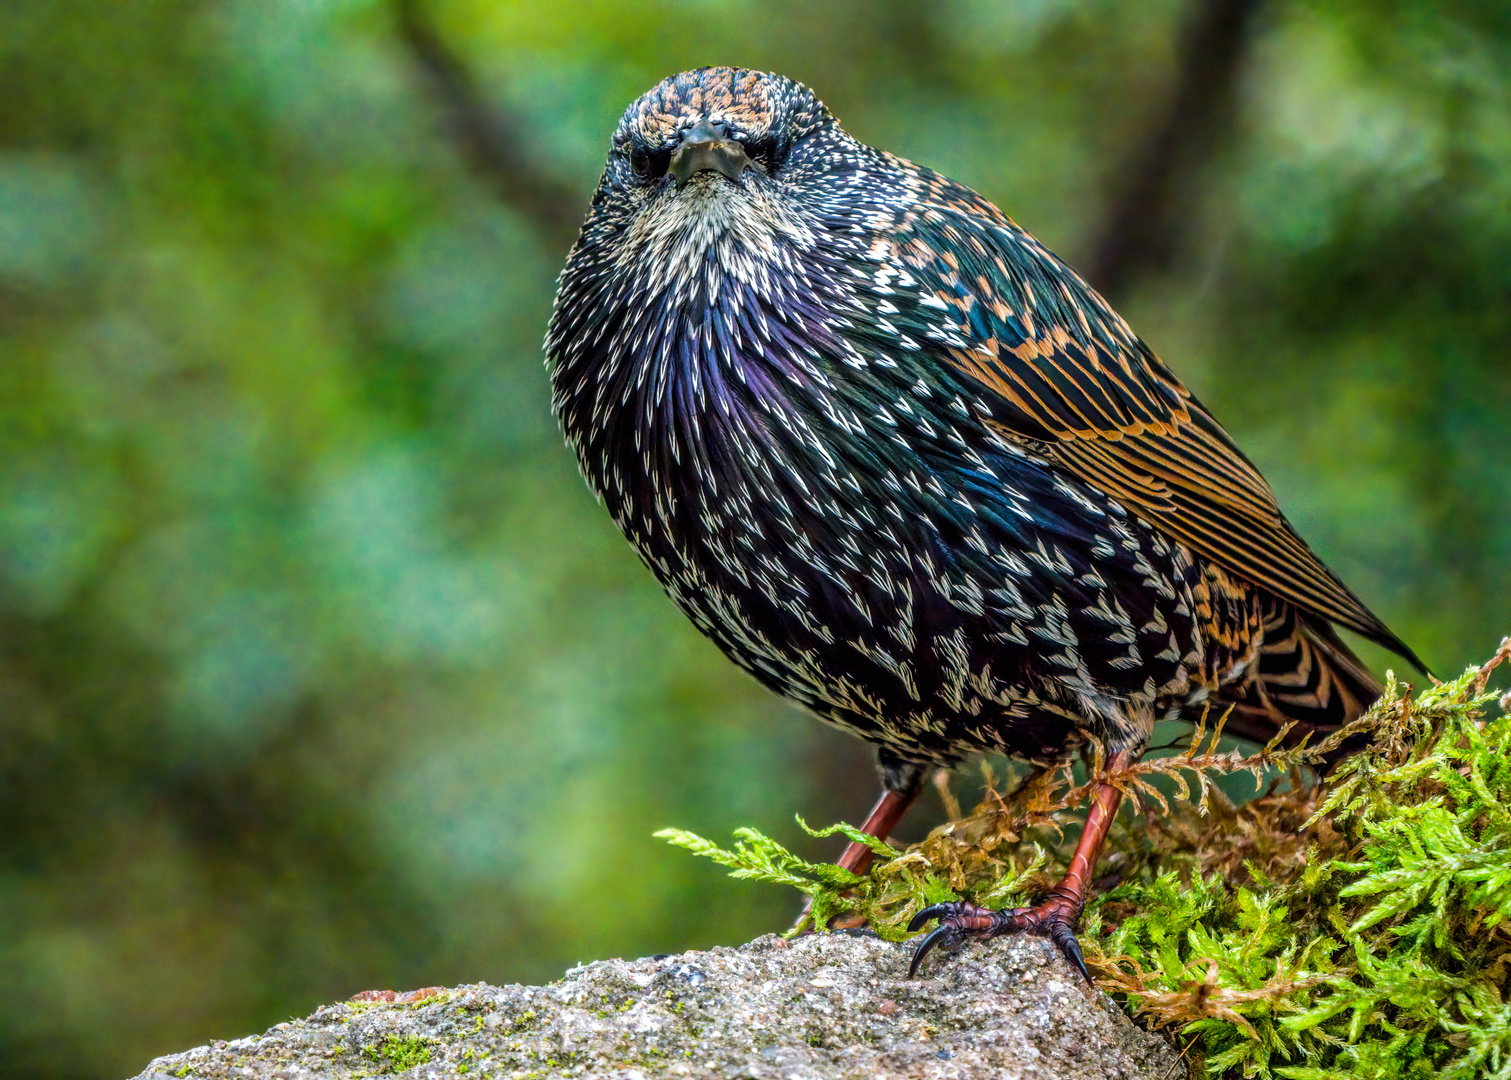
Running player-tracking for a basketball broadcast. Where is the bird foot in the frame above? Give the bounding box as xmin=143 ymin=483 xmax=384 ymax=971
xmin=906 ymin=893 xmax=1090 ymax=984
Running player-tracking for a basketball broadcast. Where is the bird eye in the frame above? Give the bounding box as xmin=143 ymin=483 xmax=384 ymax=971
xmin=741 ymin=131 xmax=788 ymax=174
xmin=628 ymin=144 xmax=669 ymax=182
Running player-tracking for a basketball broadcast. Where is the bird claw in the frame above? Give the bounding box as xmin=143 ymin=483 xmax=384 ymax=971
xmin=907 ymin=921 xmax=967 ymax=978
xmin=906 ymin=898 xmax=1092 ymax=985
xmin=1047 ymin=916 xmax=1092 ymax=986
xmin=905 ymin=901 xmax=1003 ymax=978
xmin=907 ymin=901 xmax=974 ymax=933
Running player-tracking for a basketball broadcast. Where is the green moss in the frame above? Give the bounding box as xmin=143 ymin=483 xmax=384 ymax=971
xmin=363 ymin=1034 xmax=433 ymax=1073
xmin=662 ymin=643 xmax=1511 ymax=1079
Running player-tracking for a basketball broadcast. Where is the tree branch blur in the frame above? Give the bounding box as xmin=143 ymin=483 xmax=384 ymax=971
xmin=393 ymin=0 xmax=583 ymax=250
xmin=1087 ymin=0 xmax=1264 ymax=299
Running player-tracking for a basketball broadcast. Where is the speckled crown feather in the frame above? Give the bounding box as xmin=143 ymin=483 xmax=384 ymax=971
xmin=613 ymin=67 xmax=830 ymax=152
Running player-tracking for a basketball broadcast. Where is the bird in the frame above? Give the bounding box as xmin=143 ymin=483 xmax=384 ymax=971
xmin=544 ymin=66 xmax=1424 ymax=983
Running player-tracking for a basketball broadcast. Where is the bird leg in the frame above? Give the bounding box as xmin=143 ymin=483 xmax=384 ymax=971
xmin=836 ymin=784 xmax=920 ymax=876
xmin=799 ymin=762 xmax=925 ymax=931
xmin=806 ymin=784 xmax=923 ymax=931
xmin=907 ymin=749 xmax=1133 ymax=984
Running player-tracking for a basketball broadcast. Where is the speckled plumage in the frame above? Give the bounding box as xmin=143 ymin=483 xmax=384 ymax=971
xmin=545 ymin=67 xmax=1421 ymax=973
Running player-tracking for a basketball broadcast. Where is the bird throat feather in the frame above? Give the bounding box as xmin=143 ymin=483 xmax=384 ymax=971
xmin=552 ymin=169 xmax=887 ymax=522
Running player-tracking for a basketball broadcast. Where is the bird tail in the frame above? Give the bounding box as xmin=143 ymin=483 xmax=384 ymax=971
xmin=1210 ymin=598 xmax=1382 ymax=752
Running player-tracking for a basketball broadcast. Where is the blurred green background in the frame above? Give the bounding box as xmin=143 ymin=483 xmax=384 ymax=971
xmin=1 ymin=1 xmax=1507 ymax=1076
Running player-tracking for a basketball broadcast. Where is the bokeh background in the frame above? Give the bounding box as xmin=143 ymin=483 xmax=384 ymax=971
xmin=2 ymin=0 xmax=1507 ymax=1076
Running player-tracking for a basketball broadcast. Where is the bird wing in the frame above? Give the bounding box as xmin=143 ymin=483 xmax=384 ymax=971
xmin=886 ymin=201 xmax=1417 ymax=663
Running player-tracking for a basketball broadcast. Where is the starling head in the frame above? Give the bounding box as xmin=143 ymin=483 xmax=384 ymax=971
xmin=549 ymin=66 xmax=897 ymax=348
xmin=604 ymin=67 xmax=834 ymax=195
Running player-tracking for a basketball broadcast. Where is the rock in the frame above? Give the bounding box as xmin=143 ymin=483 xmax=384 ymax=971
xmin=128 ymin=932 xmax=1184 ymax=1079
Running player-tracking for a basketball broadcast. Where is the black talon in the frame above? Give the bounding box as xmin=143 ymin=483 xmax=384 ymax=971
xmin=908 ymin=923 xmax=961 ymax=978
xmin=1047 ymin=918 xmax=1092 ymax=985
xmin=907 ymin=902 xmax=960 ymax=933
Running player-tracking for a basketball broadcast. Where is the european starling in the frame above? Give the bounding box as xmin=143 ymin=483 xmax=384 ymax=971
xmin=545 ymin=67 xmax=1423 ymax=982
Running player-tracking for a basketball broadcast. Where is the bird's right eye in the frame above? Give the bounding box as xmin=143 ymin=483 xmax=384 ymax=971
xmin=741 ymin=131 xmax=789 ymax=174
xmin=628 ymin=144 xmax=669 ymax=182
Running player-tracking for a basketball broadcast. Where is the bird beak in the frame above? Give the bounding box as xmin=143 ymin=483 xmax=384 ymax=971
xmin=670 ymin=121 xmax=752 ymax=186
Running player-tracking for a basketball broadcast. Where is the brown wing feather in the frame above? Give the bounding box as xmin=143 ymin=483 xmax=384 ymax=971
xmin=1048 ymin=432 xmax=1374 ymax=634
xmin=897 ymin=202 xmax=1419 ymax=666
